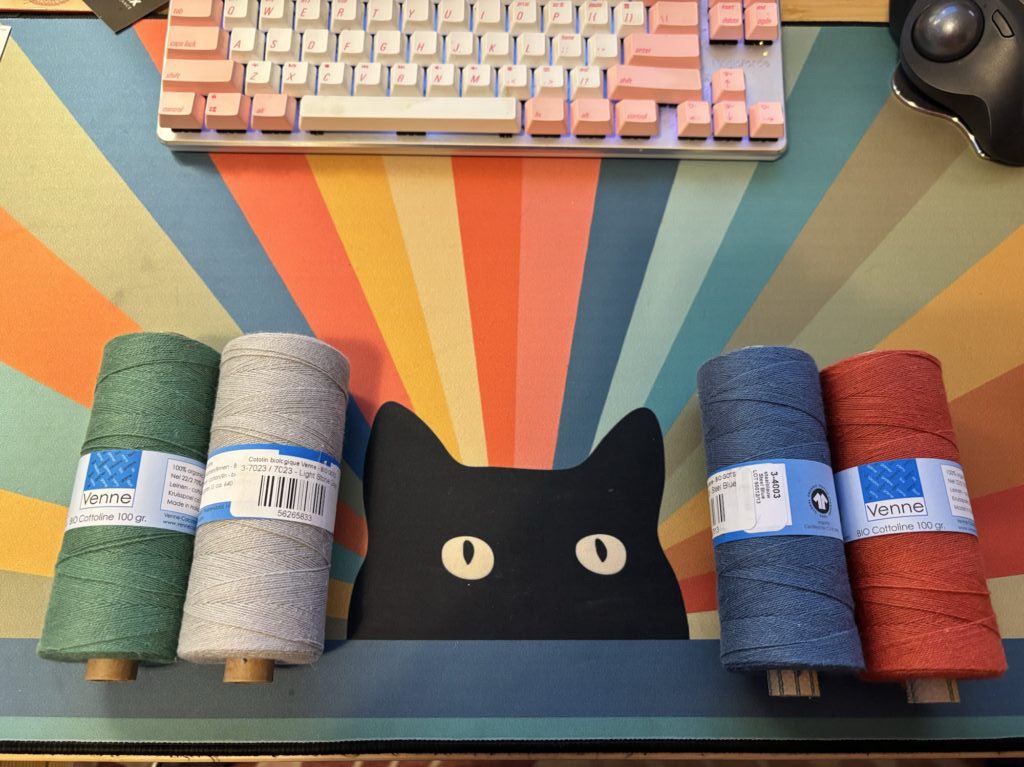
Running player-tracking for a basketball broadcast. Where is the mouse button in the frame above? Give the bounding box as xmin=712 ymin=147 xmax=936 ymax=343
xmin=992 ymin=9 xmax=1014 ymax=34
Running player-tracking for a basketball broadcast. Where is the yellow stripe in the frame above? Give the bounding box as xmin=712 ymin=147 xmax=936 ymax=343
xmin=878 ymin=226 xmax=1024 ymax=399
xmin=989 ymin=574 xmax=1024 ymax=638
xmin=686 ymin=610 xmax=720 ymax=640
xmin=0 ymin=43 xmax=239 ymax=350
xmin=658 ymin=489 xmax=709 ymax=550
xmin=326 ymin=579 xmax=354 ymax=619
xmin=308 ymin=156 xmax=460 ymax=459
xmin=0 ymin=490 xmax=65 ymax=577
xmin=0 ymin=571 xmax=51 ymax=639
xmin=383 ymin=157 xmax=487 ymax=466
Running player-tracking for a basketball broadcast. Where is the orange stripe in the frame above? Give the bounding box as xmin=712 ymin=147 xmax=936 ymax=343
xmin=135 ymin=19 xmax=167 ymax=72
xmin=514 ymin=159 xmax=599 ymax=469
xmin=211 ymin=154 xmax=411 ymax=420
xmin=453 ymin=158 xmax=522 ymax=467
xmin=951 ymin=364 xmax=1024 ymax=498
xmin=0 ymin=209 xmax=140 ymax=406
xmin=975 ymin=484 xmax=1024 ymax=580
xmin=333 ymin=500 xmax=368 ymax=557
xmin=679 ymin=571 xmax=717 ymax=614
xmin=664 ymin=526 xmax=714 ymax=582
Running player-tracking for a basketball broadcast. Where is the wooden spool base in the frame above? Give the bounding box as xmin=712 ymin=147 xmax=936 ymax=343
xmin=766 ymin=669 xmax=821 ymax=698
xmin=85 ymin=658 xmax=138 ymax=682
xmin=224 ymin=657 xmax=275 ymax=684
xmin=905 ymin=677 xmax=960 ymax=703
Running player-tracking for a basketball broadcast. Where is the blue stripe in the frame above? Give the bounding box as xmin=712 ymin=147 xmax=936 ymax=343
xmin=343 ymin=400 xmax=369 ymax=479
xmin=13 ymin=19 xmax=309 ymax=335
xmin=645 ymin=27 xmax=895 ymax=428
xmin=329 ymin=542 xmax=365 ymax=582
xmin=552 ymin=159 xmax=678 ymax=468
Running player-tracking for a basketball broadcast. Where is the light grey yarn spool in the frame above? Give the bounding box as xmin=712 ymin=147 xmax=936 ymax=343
xmin=177 ymin=333 xmax=350 ymax=681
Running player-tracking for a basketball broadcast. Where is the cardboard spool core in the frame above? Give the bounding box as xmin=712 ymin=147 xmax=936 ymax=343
xmin=224 ymin=657 xmax=275 ymax=684
xmin=905 ymin=677 xmax=960 ymax=703
xmin=85 ymin=658 xmax=138 ymax=682
xmin=766 ymin=669 xmax=820 ymax=698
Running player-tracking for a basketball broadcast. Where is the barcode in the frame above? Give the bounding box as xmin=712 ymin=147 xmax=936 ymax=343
xmin=257 ymin=475 xmax=326 ymax=515
xmin=711 ymin=492 xmax=728 ymax=527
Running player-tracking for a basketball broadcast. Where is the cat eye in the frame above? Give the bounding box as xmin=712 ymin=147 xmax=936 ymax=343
xmin=575 ymin=534 xmax=627 ymax=575
xmin=441 ymin=536 xmax=495 ymax=580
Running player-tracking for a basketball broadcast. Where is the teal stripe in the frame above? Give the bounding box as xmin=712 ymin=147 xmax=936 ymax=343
xmin=330 ymin=543 xmax=364 ymax=582
xmin=0 ymin=364 xmax=88 ymax=506
xmin=645 ymin=27 xmax=896 ymax=428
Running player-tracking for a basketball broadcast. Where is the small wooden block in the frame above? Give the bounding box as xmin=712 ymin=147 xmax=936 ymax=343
xmin=85 ymin=658 xmax=139 ymax=682
xmin=224 ymin=657 xmax=275 ymax=684
xmin=905 ymin=678 xmax=960 ymax=703
xmin=766 ymin=669 xmax=821 ymax=698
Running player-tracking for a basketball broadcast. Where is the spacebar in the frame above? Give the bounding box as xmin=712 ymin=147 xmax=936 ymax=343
xmin=299 ymin=97 xmax=522 ymax=134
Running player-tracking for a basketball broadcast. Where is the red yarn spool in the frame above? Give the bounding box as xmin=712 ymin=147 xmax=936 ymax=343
xmin=820 ymin=350 xmax=1007 ymax=682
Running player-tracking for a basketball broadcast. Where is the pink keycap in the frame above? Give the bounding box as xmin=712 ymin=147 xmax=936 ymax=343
xmin=167 ymin=26 xmax=229 ymax=59
xmin=745 ymin=1 xmax=779 ymax=40
xmin=713 ymin=99 xmax=748 ymax=138
xmin=676 ymin=99 xmax=711 ymax=138
xmin=623 ymin=33 xmax=700 ymax=68
xmin=748 ymin=101 xmax=785 ymax=139
xmin=163 ymin=60 xmax=243 ymax=94
xmin=169 ymin=0 xmax=224 ymax=25
xmin=252 ymin=93 xmax=297 ymax=131
xmin=158 ymin=91 xmax=206 ymax=130
xmin=607 ymin=65 xmax=701 ymax=104
xmin=711 ymin=68 xmax=745 ymax=102
xmin=709 ymin=2 xmax=743 ymax=41
xmin=525 ymin=98 xmax=567 ymax=135
xmin=205 ymin=92 xmax=252 ymax=130
xmin=649 ymin=1 xmax=698 ymax=33
xmin=615 ymin=99 xmax=659 ymax=137
xmin=571 ymin=98 xmax=613 ymax=136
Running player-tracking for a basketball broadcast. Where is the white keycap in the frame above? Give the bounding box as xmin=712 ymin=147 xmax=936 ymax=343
xmin=354 ymin=61 xmax=388 ymax=94
xmin=389 ymin=62 xmax=423 ymax=95
xmin=409 ymin=30 xmax=442 ymax=63
xmin=580 ymin=1 xmax=610 ymax=34
xmin=302 ymin=29 xmax=337 ymax=62
xmin=245 ymin=61 xmax=282 ymax=94
xmin=438 ymin=0 xmax=469 ymax=32
xmin=366 ymin=0 xmax=399 ymax=31
xmin=570 ymin=65 xmax=602 ymax=97
xmin=258 ymin=0 xmax=293 ymax=29
xmin=317 ymin=61 xmax=352 ymax=94
xmin=445 ymin=30 xmax=477 ymax=64
xmin=330 ymin=0 xmax=363 ymax=30
xmin=338 ymin=29 xmax=371 ymax=62
xmin=230 ymin=27 xmax=265 ymax=62
xmin=552 ymin=33 xmax=583 ymax=66
xmin=586 ymin=32 xmax=618 ymax=66
xmin=515 ymin=31 xmax=547 ymax=66
xmin=374 ymin=29 xmax=406 ymax=63
xmin=224 ymin=0 xmax=258 ymax=29
xmin=461 ymin=63 xmax=494 ymax=96
xmin=266 ymin=28 xmax=300 ymax=61
xmin=282 ymin=61 xmax=316 ymax=95
xmin=426 ymin=62 xmax=459 ymax=95
xmin=299 ymin=95 xmax=522 ymax=133
xmin=498 ymin=63 xmax=531 ymax=98
xmin=534 ymin=64 xmax=565 ymax=96
xmin=544 ymin=1 xmax=574 ymax=34
xmin=614 ymin=1 xmax=644 ymax=37
xmin=296 ymin=0 xmax=327 ymax=28
xmin=480 ymin=31 xmax=513 ymax=65
xmin=509 ymin=0 xmax=539 ymax=32
xmin=403 ymin=0 xmax=435 ymax=31
xmin=473 ymin=0 xmax=504 ymax=32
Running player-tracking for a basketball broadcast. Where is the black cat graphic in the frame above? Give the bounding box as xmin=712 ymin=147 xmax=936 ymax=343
xmin=347 ymin=403 xmax=688 ymax=639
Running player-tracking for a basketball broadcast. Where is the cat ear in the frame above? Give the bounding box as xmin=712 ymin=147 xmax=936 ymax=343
xmin=585 ymin=408 xmax=665 ymax=502
xmin=365 ymin=402 xmax=454 ymax=486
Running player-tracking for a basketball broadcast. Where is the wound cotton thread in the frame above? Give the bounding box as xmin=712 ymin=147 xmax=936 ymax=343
xmin=820 ymin=350 xmax=1007 ymax=681
xmin=37 ymin=332 xmax=221 ymax=679
xmin=177 ymin=333 xmax=350 ymax=682
xmin=697 ymin=346 xmax=864 ymax=673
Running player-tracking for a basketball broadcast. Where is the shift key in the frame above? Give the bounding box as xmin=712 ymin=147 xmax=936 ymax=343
xmin=163 ymin=60 xmax=244 ymax=94
xmin=607 ymin=65 xmax=701 ymax=104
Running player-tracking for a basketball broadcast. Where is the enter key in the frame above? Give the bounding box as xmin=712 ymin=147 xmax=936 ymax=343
xmin=623 ymin=33 xmax=700 ymax=68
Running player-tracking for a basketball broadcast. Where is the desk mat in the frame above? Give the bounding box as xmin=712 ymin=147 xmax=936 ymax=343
xmin=1 ymin=17 xmax=1023 ymax=751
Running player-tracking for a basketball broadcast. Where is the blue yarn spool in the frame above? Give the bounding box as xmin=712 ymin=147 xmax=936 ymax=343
xmin=696 ymin=346 xmax=864 ymax=672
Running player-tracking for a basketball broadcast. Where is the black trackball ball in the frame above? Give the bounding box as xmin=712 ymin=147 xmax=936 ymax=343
xmin=912 ymin=0 xmax=985 ymax=61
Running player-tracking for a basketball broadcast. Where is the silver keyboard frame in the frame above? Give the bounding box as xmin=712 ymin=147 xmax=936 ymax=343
xmin=158 ymin=0 xmax=787 ymax=159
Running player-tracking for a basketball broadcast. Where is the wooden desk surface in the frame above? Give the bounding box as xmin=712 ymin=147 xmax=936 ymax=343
xmin=0 ymin=0 xmax=887 ymax=23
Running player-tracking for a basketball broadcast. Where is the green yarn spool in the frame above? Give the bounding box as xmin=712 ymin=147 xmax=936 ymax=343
xmin=37 ymin=332 xmax=220 ymax=671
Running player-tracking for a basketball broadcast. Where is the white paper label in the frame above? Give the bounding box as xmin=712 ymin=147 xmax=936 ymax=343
xmin=66 ymin=449 xmax=205 ymax=534
xmin=197 ymin=443 xmax=340 ymax=534
xmin=0 ymin=26 xmax=11 ymax=62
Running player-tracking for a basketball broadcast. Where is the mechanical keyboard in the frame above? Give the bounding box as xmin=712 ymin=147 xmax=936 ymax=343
xmin=157 ymin=0 xmax=787 ymax=158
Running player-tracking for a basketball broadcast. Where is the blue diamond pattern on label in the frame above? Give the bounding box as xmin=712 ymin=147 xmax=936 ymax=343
xmin=858 ymin=458 xmax=927 ymax=521
xmin=83 ymin=449 xmax=142 ymax=500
